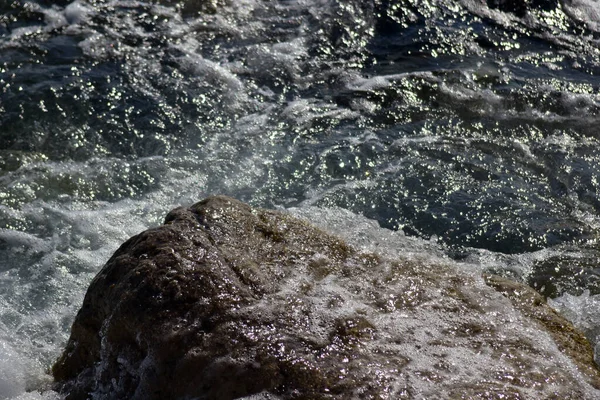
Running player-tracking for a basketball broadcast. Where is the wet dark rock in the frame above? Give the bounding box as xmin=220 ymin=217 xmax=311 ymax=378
xmin=53 ymin=196 xmax=600 ymax=399
xmin=528 ymin=246 xmax=600 ymax=298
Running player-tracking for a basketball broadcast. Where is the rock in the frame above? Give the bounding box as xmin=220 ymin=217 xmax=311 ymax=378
xmin=528 ymin=246 xmax=600 ymax=299
xmin=53 ymin=195 xmax=600 ymax=399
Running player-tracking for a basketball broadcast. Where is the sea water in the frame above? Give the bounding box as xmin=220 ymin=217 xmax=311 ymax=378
xmin=2 ymin=0 xmax=600 ymax=397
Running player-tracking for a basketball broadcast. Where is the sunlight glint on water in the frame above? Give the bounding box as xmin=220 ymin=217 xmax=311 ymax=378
xmin=2 ymin=0 xmax=600 ymax=396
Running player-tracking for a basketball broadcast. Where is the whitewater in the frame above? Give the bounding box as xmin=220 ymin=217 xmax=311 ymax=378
xmin=2 ymin=0 xmax=600 ymax=397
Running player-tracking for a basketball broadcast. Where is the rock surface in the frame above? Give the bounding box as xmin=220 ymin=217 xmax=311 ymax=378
xmin=53 ymin=195 xmax=600 ymax=399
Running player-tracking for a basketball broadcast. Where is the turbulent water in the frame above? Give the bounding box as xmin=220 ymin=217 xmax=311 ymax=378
xmin=2 ymin=0 xmax=600 ymax=397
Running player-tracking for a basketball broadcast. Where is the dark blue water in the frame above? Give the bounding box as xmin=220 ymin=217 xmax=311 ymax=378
xmin=2 ymin=0 xmax=600 ymax=396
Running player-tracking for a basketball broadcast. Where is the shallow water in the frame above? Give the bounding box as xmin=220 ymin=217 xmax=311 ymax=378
xmin=2 ymin=0 xmax=600 ymax=397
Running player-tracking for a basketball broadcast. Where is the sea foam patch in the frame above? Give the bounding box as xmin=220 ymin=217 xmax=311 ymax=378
xmin=0 ymin=339 xmax=27 ymax=399
xmin=550 ymin=290 xmax=600 ymax=363
xmin=0 ymin=195 xmax=180 ymax=398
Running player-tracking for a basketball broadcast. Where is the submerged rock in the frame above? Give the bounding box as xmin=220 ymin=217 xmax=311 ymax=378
xmin=53 ymin=196 xmax=600 ymax=399
xmin=528 ymin=246 xmax=600 ymax=299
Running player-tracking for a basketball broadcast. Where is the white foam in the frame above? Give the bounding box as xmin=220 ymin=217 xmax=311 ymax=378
xmin=549 ymin=291 xmax=600 ymax=363
xmin=5 ymin=0 xmax=95 ymax=38
xmin=2 ymin=0 xmax=600 ymax=396
xmin=346 ymin=71 xmax=438 ymax=92
xmin=183 ymin=54 xmax=245 ymax=93
xmin=288 ymin=205 xmax=447 ymax=262
xmin=562 ymin=0 xmax=600 ymax=32
xmin=280 ymin=99 xmax=359 ymax=127
xmin=42 ymin=7 xmax=68 ymax=31
xmin=459 ymin=0 xmax=521 ymax=26
xmin=9 ymin=26 xmax=43 ymax=41
xmin=64 ymin=1 xmax=92 ymax=25
xmin=0 ymin=340 xmax=26 ymax=399
xmin=0 ymin=230 xmax=51 ymax=252
xmin=12 ymin=393 xmax=60 ymax=400
xmin=0 ymin=192 xmax=181 ymax=398
xmin=248 ymin=206 xmax=600 ymax=397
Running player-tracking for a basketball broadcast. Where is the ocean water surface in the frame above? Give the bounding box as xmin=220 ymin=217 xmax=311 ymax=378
xmin=2 ymin=0 xmax=600 ymax=397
